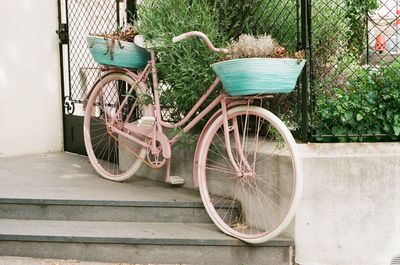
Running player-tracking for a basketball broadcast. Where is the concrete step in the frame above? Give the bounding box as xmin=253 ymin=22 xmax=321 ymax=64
xmin=0 ymin=219 xmax=293 ymax=265
xmin=0 ymin=153 xmax=213 ymax=223
xmin=0 ymin=153 xmax=238 ymax=224
xmin=0 ymin=198 xmax=211 ymax=223
xmin=0 ymin=153 xmax=294 ymax=264
xmin=0 ymin=256 xmax=151 ymax=265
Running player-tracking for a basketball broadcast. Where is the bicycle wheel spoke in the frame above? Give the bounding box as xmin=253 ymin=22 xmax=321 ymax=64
xmin=219 ymin=184 xmax=240 ymax=225
xmin=214 ymin=130 xmax=237 ymax=161
xmin=84 ymin=73 xmax=150 ymax=181
xmin=198 ymin=106 xmax=301 ymax=244
xmin=205 ymin=161 xmax=237 ymax=175
xmin=246 ymin=179 xmax=270 ymax=234
xmin=251 ymin=113 xmax=263 ymax=170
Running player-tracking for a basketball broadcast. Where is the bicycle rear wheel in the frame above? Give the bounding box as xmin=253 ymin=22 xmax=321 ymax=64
xmin=84 ymin=72 xmax=152 ymax=181
xmin=197 ymin=105 xmax=302 ymax=244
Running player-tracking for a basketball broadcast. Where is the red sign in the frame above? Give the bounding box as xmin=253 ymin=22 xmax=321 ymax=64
xmin=396 ymin=10 xmax=400 ymax=25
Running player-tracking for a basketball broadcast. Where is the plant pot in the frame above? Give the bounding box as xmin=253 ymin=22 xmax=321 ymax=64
xmin=212 ymin=58 xmax=306 ymax=96
xmin=87 ymin=36 xmax=151 ymax=70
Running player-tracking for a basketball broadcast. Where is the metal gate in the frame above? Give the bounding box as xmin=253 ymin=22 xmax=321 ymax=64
xmin=57 ymin=0 xmax=135 ymax=154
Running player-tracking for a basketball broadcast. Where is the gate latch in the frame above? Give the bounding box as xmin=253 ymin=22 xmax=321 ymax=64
xmin=56 ymin=23 xmax=69 ymax=45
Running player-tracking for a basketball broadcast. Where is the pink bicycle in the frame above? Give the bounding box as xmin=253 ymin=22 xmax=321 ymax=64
xmin=84 ymin=31 xmax=302 ymax=244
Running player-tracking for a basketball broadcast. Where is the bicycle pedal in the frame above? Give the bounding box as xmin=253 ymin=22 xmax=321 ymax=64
xmin=137 ymin=117 xmax=155 ymax=127
xmin=167 ymin=176 xmax=186 ymax=185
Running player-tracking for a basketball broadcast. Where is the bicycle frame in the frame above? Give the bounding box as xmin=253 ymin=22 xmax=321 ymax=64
xmin=96 ymin=50 xmax=257 ymax=181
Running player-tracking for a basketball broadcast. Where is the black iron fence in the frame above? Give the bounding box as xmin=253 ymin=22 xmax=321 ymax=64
xmin=245 ymin=0 xmax=400 ymax=142
xmin=236 ymin=0 xmax=400 ymax=142
xmin=64 ymin=0 xmax=400 ymax=143
xmin=307 ymin=0 xmax=400 ymax=142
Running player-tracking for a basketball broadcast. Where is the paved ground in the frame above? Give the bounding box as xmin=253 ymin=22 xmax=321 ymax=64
xmin=0 ymin=152 xmax=201 ymax=204
xmin=0 ymin=256 xmax=185 ymax=265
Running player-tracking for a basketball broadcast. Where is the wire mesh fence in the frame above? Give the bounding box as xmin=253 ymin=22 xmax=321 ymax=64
xmin=67 ymin=0 xmax=120 ymax=104
xmin=64 ymin=0 xmax=400 ymax=142
xmin=309 ymin=0 xmax=400 ymax=142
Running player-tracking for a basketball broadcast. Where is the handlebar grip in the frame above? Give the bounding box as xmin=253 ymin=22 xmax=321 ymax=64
xmin=172 ymin=34 xmax=187 ymax=43
xmin=172 ymin=31 xmax=229 ymax=54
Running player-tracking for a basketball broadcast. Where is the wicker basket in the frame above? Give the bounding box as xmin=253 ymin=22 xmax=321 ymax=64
xmin=212 ymin=58 xmax=306 ymax=96
xmin=87 ymin=36 xmax=150 ymax=70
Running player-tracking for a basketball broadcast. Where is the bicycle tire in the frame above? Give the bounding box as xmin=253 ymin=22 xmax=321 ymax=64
xmin=197 ymin=105 xmax=302 ymax=244
xmin=84 ymin=72 xmax=151 ymax=181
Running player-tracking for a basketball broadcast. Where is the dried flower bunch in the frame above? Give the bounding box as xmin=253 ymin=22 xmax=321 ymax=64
xmin=225 ymin=34 xmax=304 ymax=61
xmin=91 ymin=24 xmax=138 ymax=42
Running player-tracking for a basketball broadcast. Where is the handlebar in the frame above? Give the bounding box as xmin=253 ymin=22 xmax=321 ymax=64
xmin=172 ymin=31 xmax=229 ymax=54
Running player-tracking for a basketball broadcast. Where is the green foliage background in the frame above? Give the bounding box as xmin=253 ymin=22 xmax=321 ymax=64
xmin=138 ymin=0 xmax=227 ymax=122
xmin=138 ymin=0 xmax=303 ymax=123
xmin=316 ymin=59 xmax=400 ymax=142
xmin=137 ymin=0 xmax=400 ymax=142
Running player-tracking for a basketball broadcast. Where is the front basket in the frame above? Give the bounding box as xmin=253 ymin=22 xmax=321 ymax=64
xmin=212 ymin=58 xmax=306 ymax=96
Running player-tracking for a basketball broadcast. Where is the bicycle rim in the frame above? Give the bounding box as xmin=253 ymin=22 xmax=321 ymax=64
xmin=197 ymin=106 xmax=302 ymax=244
xmin=84 ymin=72 xmax=150 ymax=181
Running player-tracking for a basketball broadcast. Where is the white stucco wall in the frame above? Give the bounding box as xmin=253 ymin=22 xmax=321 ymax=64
xmin=296 ymin=143 xmax=400 ymax=265
xmin=0 ymin=0 xmax=63 ymax=156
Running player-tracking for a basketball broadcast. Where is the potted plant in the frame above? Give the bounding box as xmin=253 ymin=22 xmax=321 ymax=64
xmin=212 ymin=34 xmax=306 ymax=96
xmin=87 ymin=25 xmax=150 ymax=70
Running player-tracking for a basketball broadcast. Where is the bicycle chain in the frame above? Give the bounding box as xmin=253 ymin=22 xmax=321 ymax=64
xmin=109 ymin=133 xmax=154 ymax=168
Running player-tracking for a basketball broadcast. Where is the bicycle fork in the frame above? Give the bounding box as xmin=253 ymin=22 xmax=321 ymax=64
xmin=221 ymin=99 xmax=254 ymax=178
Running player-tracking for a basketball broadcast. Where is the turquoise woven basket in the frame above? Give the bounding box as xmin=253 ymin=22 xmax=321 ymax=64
xmin=87 ymin=36 xmax=151 ymax=70
xmin=212 ymin=58 xmax=306 ymax=96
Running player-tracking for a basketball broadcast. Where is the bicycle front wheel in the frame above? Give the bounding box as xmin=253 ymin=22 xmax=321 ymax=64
xmin=84 ymin=72 xmax=152 ymax=182
xmin=197 ymin=106 xmax=302 ymax=244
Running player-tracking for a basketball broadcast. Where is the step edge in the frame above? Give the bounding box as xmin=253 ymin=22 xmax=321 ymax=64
xmin=0 ymin=234 xmax=294 ymax=247
xmin=0 ymin=198 xmax=205 ymax=208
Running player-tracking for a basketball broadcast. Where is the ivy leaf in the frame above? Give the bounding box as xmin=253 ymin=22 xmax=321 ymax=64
xmin=394 ymin=126 xmax=400 ymax=136
xmin=343 ymin=111 xmax=353 ymax=122
xmin=356 ymin=113 xmax=363 ymax=121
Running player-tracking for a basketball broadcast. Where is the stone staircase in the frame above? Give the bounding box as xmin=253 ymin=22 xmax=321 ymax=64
xmin=0 ymin=152 xmax=294 ymax=265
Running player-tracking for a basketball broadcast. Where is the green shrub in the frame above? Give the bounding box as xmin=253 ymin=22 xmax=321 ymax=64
xmin=312 ymin=0 xmax=378 ymax=93
xmin=208 ymin=0 xmax=298 ymax=48
xmin=244 ymin=0 xmax=298 ymax=49
xmin=316 ymin=59 xmax=400 ymax=142
xmin=137 ymin=0 xmax=385 ymax=143
xmin=138 ymin=0 xmax=227 ymax=122
xmin=206 ymin=0 xmax=253 ymax=38
xmin=312 ymin=0 xmax=350 ymax=77
xmin=138 ymin=0 xmax=303 ymax=119
xmin=345 ymin=0 xmax=379 ymax=55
